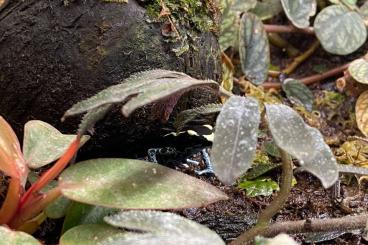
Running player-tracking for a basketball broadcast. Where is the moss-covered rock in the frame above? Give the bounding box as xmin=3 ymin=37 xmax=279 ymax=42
xmin=0 ymin=0 xmax=221 ymax=157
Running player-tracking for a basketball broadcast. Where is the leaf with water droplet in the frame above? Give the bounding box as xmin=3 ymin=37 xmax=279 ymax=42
xmin=348 ymin=58 xmax=368 ymax=84
xmin=265 ymin=104 xmax=338 ymax=188
xmin=0 ymin=226 xmax=41 ymax=245
xmin=314 ymin=5 xmax=366 ymax=55
xmin=103 ymin=210 xmax=225 ymax=245
xmin=239 ymin=13 xmax=270 ymax=85
xmin=211 ymin=96 xmax=260 ymax=185
xmin=281 ymin=0 xmax=316 ymax=28
xmin=59 ymin=158 xmax=228 ymax=209
xmin=282 ymin=78 xmax=314 ymax=111
xmin=23 ymin=120 xmax=89 ymax=169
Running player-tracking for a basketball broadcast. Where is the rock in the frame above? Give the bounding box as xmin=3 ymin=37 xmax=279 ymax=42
xmin=0 ymin=0 xmax=221 ymax=157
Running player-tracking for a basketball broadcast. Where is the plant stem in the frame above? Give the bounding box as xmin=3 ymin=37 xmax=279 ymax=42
xmin=0 ymin=177 xmax=22 ymax=224
xmin=249 ymin=214 xmax=368 ymax=238
xmin=218 ymin=86 xmax=233 ymax=98
xmin=282 ymin=40 xmax=320 ymax=75
xmin=268 ymin=33 xmax=300 ymax=58
xmin=230 ymin=149 xmax=293 ymax=245
xmin=10 ymin=187 xmax=62 ymax=229
xmin=264 ymin=24 xmax=314 ymax=35
xmin=261 ymin=62 xmax=350 ymax=89
xmin=19 ymin=137 xmax=80 ymax=210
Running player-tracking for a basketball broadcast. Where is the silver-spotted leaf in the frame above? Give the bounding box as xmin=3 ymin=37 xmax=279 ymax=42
xmin=265 ymin=104 xmax=338 ymax=188
xmin=360 ymin=1 xmax=368 ymax=21
xmin=77 ymin=104 xmax=113 ymax=136
xmin=63 ymin=70 xmax=218 ymax=118
xmin=23 ymin=120 xmax=89 ymax=169
xmin=239 ymin=13 xmax=270 ymax=85
xmin=0 ymin=226 xmax=41 ymax=245
xmin=211 ymin=96 xmax=260 ymax=185
xmin=219 ymin=0 xmax=257 ymax=49
xmin=250 ymin=0 xmax=283 ymax=20
xmin=348 ymin=58 xmax=368 ymax=84
xmin=281 ymin=0 xmax=317 ymax=28
xmin=314 ymin=5 xmax=367 ymax=55
xmin=60 ymin=224 xmax=127 ymax=245
xmin=356 ymin=90 xmax=368 ymax=136
xmin=104 ymin=211 xmax=225 ymax=245
xmin=282 ymin=78 xmax=314 ymax=111
xmin=59 ymin=158 xmax=228 ymax=209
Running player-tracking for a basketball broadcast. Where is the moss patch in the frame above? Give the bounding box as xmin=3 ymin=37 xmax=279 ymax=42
xmin=145 ymin=0 xmax=219 ymax=33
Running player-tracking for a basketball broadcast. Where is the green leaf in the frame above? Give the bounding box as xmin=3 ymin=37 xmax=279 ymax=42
xmin=60 ymin=224 xmax=127 ymax=245
xmin=173 ymin=103 xmax=222 ymax=131
xmin=211 ymin=96 xmax=260 ymax=185
xmin=314 ymin=5 xmax=367 ymax=55
xmin=45 ymin=196 xmax=71 ymax=219
xmin=282 ymin=79 xmax=314 ymax=111
xmin=250 ymin=0 xmax=283 ymax=20
xmin=281 ymin=0 xmax=317 ymax=28
xmin=23 ymin=120 xmax=89 ymax=169
xmin=238 ymin=178 xmax=280 ymax=197
xmin=59 ymin=158 xmax=228 ymax=209
xmin=243 ymin=163 xmax=281 ymax=180
xmin=104 ymin=211 xmax=225 ymax=245
xmin=348 ymin=58 xmax=368 ymax=84
xmin=62 ymin=202 xmax=119 ymax=234
xmin=219 ymin=0 xmax=257 ymax=50
xmin=265 ymin=104 xmax=339 ymax=188
xmin=63 ymin=70 xmax=218 ymax=119
xmin=239 ymin=13 xmax=270 ymax=85
xmin=0 ymin=226 xmax=41 ymax=245
xmin=263 ymin=140 xmax=281 ymax=158
xmin=77 ymin=104 xmax=113 ymax=136
xmin=359 ymin=1 xmax=368 ymax=21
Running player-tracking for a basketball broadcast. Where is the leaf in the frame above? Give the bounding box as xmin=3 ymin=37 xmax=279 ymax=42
xmin=314 ymin=5 xmax=367 ymax=55
xmin=243 ymin=163 xmax=281 ymax=180
xmin=239 ymin=13 xmax=270 ymax=85
xmin=0 ymin=226 xmax=41 ymax=245
xmin=104 ymin=211 xmax=225 ymax=245
xmin=77 ymin=104 xmax=113 ymax=136
xmin=238 ymin=178 xmax=280 ymax=197
xmin=359 ymin=1 xmax=368 ymax=21
xmin=348 ymin=58 xmax=368 ymax=84
xmin=0 ymin=116 xmax=27 ymax=180
xmin=219 ymin=0 xmax=257 ymax=50
xmin=265 ymin=104 xmax=339 ymax=188
xmin=45 ymin=196 xmax=71 ymax=219
xmin=282 ymin=78 xmax=314 ymax=111
xmin=62 ymin=202 xmax=119 ymax=234
xmin=60 ymin=224 xmax=127 ymax=245
xmin=356 ymin=90 xmax=368 ymax=136
xmin=211 ymin=96 xmax=260 ymax=185
xmin=63 ymin=70 xmax=218 ymax=119
xmin=23 ymin=120 xmax=90 ymax=169
xmin=59 ymin=158 xmax=228 ymax=209
xmin=250 ymin=0 xmax=283 ymax=20
xmin=281 ymin=0 xmax=317 ymax=28
xmin=173 ymin=103 xmax=222 ymax=131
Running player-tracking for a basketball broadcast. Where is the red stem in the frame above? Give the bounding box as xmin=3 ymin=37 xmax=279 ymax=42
xmin=19 ymin=137 xmax=80 ymax=210
xmin=0 ymin=177 xmax=22 ymax=224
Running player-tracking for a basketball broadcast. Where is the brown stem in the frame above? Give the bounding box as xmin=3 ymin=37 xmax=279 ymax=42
xmin=231 ymin=150 xmax=293 ymax=245
xmin=268 ymin=33 xmax=300 ymax=58
xmin=264 ymin=24 xmax=314 ymax=35
xmin=253 ymin=214 xmax=368 ymax=238
xmin=0 ymin=177 xmax=22 ymax=224
xmin=261 ymin=62 xmax=350 ymax=89
xmin=282 ymin=40 xmax=320 ymax=75
xmin=219 ymin=86 xmax=233 ymax=98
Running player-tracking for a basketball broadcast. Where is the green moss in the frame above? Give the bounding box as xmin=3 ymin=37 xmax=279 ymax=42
xmin=145 ymin=0 xmax=217 ymax=32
